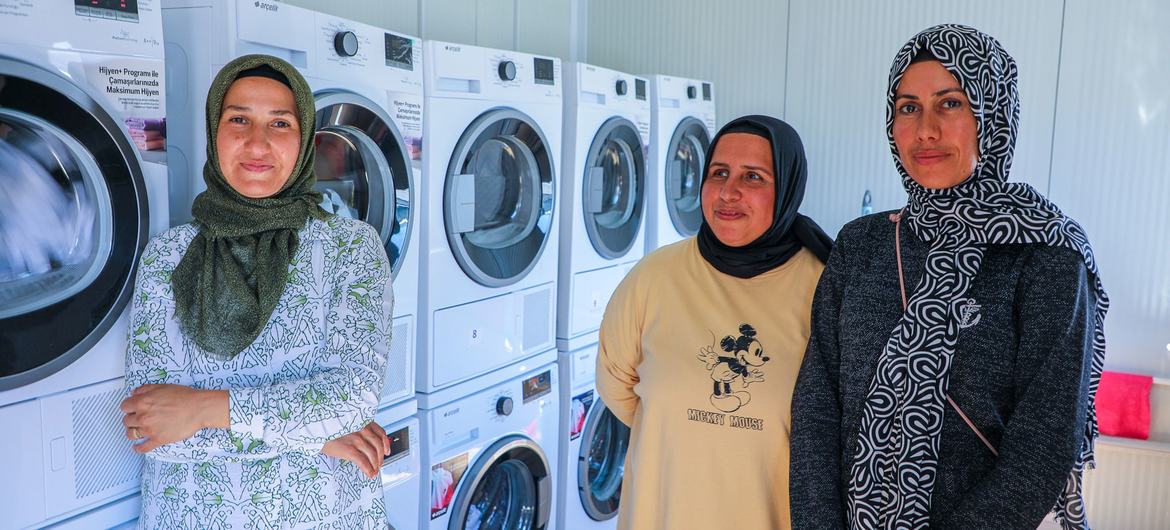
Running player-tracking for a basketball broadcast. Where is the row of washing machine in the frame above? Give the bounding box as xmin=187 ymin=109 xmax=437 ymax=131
xmin=0 ymin=0 xmax=715 ymax=528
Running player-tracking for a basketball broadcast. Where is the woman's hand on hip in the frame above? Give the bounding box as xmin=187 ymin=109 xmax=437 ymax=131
xmin=120 ymin=384 xmax=229 ymax=454
xmin=321 ymin=422 xmax=391 ymax=480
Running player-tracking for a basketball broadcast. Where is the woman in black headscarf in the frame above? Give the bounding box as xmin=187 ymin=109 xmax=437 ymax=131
xmin=790 ymin=25 xmax=1107 ymax=530
xmin=596 ymin=115 xmax=831 ymax=529
xmin=118 ymin=55 xmax=394 ymax=528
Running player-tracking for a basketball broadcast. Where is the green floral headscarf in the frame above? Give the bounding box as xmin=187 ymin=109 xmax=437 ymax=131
xmin=171 ymin=54 xmax=326 ymax=359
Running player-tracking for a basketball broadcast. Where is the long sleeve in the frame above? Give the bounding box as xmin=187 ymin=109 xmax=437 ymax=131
xmin=934 ymin=247 xmax=1095 ymax=529
xmin=790 ymin=230 xmax=849 ymax=530
xmin=124 ymin=234 xmax=262 ymax=462
xmin=595 ymin=264 xmax=646 ymax=427
xmin=228 ymin=223 xmax=393 ymax=453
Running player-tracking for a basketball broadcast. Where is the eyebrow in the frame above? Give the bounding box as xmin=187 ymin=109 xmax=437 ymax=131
xmin=222 ymin=104 xmax=297 ymax=117
xmin=895 ymin=87 xmax=966 ymax=100
xmin=709 ymin=161 xmax=773 ymax=174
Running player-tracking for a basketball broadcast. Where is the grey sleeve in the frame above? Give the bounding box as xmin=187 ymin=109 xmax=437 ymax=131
xmin=935 ymin=247 xmax=1096 ymax=529
xmin=790 ymin=229 xmax=849 ymax=530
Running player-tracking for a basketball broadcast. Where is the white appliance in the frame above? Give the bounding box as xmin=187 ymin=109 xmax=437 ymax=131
xmin=558 ymin=63 xmax=650 ymax=346
xmin=645 ymin=75 xmax=716 ymax=252
xmin=418 ymin=351 xmax=560 ymax=530
xmin=163 ymin=0 xmax=422 ymax=407
xmin=377 ymin=398 xmax=422 ymax=530
xmin=0 ymin=2 xmax=170 ymax=527
xmin=419 ymin=41 xmax=562 ymax=393
xmin=556 ymin=336 xmax=630 ymax=529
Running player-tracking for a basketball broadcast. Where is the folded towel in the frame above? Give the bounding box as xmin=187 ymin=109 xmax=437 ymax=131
xmin=1095 ymin=370 xmax=1153 ymax=440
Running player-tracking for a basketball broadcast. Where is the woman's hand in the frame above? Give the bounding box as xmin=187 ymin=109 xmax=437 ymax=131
xmin=321 ymin=422 xmax=391 ymax=480
xmin=120 ymin=384 xmax=228 ymax=454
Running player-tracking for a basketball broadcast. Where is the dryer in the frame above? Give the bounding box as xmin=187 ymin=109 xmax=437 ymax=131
xmin=418 ymin=350 xmax=560 ymax=530
xmin=558 ymin=63 xmax=650 ymax=346
xmin=0 ymin=2 xmax=169 ymax=527
xmin=419 ymin=41 xmax=562 ymax=394
xmin=556 ymin=336 xmax=631 ymax=529
xmin=162 ymin=0 xmax=422 ymax=408
xmin=377 ymin=398 xmax=422 ymax=530
xmin=645 ymin=75 xmax=716 ymax=251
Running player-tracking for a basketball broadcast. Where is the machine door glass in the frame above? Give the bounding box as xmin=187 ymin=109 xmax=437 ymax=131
xmin=450 ymin=435 xmax=551 ymax=530
xmin=0 ymin=59 xmax=147 ymax=390
xmin=444 ymin=109 xmax=555 ymax=287
xmin=582 ymin=117 xmax=645 ymax=259
xmin=578 ymin=399 xmax=630 ymax=521
xmin=664 ymin=117 xmax=709 ymax=237
xmin=314 ymin=91 xmax=413 ymax=276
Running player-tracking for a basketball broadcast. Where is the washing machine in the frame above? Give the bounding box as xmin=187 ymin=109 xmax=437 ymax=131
xmin=557 ymin=63 xmax=649 ymax=346
xmin=0 ymin=2 xmax=170 ymax=527
xmin=556 ymin=336 xmax=630 ymax=529
xmin=162 ymin=0 xmax=422 ymax=407
xmin=419 ymin=41 xmax=562 ymax=394
xmin=645 ymin=75 xmax=716 ymax=252
xmin=418 ymin=350 xmax=560 ymax=530
xmin=376 ymin=398 xmax=422 ymax=530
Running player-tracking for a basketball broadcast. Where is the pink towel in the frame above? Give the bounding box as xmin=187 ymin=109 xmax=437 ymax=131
xmin=1095 ymin=370 xmax=1153 ymax=440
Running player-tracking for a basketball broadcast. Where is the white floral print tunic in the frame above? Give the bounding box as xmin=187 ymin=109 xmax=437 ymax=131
xmin=124 ymin=216 xmax=392 ymax=530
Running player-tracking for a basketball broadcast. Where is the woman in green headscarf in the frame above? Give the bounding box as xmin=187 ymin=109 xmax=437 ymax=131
xmin=118 ymin=55 xmax=394 ymax=529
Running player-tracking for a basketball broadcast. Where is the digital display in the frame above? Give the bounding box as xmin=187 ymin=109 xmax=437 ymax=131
xmin=385 ymin=33 xmax=414 ymax=71
xmin=702 ymin=82 xmax=712 ymax=101
xmin=522 ymin=370 xmax=552 ymax=403
xmin=635 ymin=78 xmax=647 ymax=101
xmin=382 ymin=425 xmax=410 ymax=466
xmin=533 ymin=58 xmax=555 ymax=86
xmin=75 ymin=0 xmax=139 ymax=22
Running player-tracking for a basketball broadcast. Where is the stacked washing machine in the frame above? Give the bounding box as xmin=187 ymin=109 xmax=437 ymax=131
xmin=161 ymin=1 xmax=423 ymax=527
xmin=645 ymin=75 xmax=717 ymax=252
xmin=554 ymin=62 xmax=648 ymax=529
xmin=417 ymin=41 xmax=563 ymax=530
xmin=0 ymin=1 xmax=171 ymax=527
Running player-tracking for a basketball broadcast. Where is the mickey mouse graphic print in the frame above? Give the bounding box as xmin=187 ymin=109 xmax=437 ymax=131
xmin=596 ymin=239 xmax=824 ymax=530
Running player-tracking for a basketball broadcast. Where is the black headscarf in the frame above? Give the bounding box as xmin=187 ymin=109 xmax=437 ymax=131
xmin=696 ymin=115 xmax=832 ymax=278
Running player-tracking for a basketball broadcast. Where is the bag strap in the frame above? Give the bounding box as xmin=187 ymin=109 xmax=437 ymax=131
xmin=892 ymin=210 xmax=999 ymax=457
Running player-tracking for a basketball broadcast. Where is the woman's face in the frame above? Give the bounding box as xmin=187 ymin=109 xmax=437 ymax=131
xmin=701 ymin=132 xmax=775 ymax=247
xmin=892 ymin=60 xmax=980 ymax=189
xmin=216 ymin=76 xmax=301 ymax=198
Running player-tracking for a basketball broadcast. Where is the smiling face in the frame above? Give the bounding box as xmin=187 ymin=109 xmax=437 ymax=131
xmin=892 ymin=60 xmax=981 ymax=189
xmin=701 ymin=132 xmax=776 ymax=247
xmin=737 ymin=339 xmax=769 ymax=367
xmin=215 ymin=76 xmax=302 ymax=198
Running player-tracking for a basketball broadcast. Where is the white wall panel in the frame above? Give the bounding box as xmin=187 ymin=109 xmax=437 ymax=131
xmin=280 ymin=0 xmax=420 ymax=36
xmin=517 ymin=0 xmax=571 ymax=59
xmin=587 ymin=0 xmax=789 ymax=127
xmin=421 ymin=0 xmax=479 ymax=43
xmin=784 ymin=0 xmax=1063 ymax=238
xmin=1049 ymin=0 xmax=1170 ymax=378
xmin=475 ymin=0 xmax=516 ymax=50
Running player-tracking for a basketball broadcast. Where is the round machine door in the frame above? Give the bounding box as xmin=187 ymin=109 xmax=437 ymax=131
xmin=663 ymin=117 xmax=710 ymax=237
xmin=0 ymin=58 xmax=148 ymax=390
xmin=577 ymin=398 xmax=630 ymax=521
xmin=443 ymin=109 xmax=555 ymax=287
xmin=582 ymin=117 xmax=645 ymax=259
xmin=449 ymin=435 xmax=552 ymax=530
xmin=313 ymin=91 xmax=413 ymax=276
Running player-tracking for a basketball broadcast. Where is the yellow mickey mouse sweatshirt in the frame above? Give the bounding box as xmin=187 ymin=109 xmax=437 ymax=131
xmin=597 ymin=237 xmax=823 ymax=530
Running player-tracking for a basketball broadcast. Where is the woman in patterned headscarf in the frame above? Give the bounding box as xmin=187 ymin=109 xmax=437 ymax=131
xmin=118 ymin=55 xmax=394 ymax=528
xmin=790 ymin=25 xmax=1108 ymax=530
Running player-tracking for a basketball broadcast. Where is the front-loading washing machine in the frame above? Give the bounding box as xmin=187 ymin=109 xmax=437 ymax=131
xmin=419 ymin=41 xmax=562 ymax=394
xmin=556 ymin=335 xmax=631 ymax=529
xmin=645 ymin=75 xmax=716 ymax=252
xmin=163 ymin=0 xmax=422 ymax=407
xmin=0 ymin=2 xmax=170 ymax=527
xmin=418 ymin=350 xmax=559 ymax=530
xmin=377 ymin=398 xmax=422 ymax=530
xmin=557 ymin=63 xmax=649 ymax=347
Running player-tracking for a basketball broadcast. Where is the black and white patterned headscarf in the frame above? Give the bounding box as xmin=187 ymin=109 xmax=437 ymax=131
xmin=846 ymin=24 xmax=1109 ymax=530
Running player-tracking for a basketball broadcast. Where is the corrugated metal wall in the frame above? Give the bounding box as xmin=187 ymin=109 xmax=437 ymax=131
xmin=586 ymin=0 xmax=789 ymax=126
